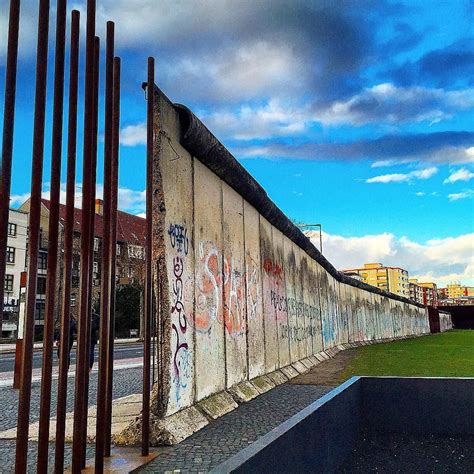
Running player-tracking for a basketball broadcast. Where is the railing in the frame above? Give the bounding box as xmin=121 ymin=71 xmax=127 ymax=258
xmin=0 ymin=0 xmax=154 ymax=472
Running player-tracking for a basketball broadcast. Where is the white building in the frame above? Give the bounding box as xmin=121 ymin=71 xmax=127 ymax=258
xmin=2 ymin=208 xmax=28 ymax=338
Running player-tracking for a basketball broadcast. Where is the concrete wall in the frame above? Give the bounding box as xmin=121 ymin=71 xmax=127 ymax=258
xmin=151 ymin=88 xmax=430 ymax=418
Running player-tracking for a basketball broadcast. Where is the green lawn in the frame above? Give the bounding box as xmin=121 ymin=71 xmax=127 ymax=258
xmin=340 ymin=330 xmax=474 ymax=381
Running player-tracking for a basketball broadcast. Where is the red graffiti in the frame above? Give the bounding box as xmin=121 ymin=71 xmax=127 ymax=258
xmin=263 ymin=258 xmax=283 ymax=280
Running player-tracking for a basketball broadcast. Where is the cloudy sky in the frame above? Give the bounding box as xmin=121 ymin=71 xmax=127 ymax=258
xmin=1 ymin=0 xmax=473 ymax=286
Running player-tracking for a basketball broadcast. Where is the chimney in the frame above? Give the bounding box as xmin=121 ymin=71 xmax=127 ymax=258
xmin=95 ymin=198 xmax=104 ymax=216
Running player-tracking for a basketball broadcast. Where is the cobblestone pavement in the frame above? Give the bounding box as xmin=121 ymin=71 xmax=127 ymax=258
xmin=140 ymin=384 xmax=332 ymax=473
xmin=0 ymin=366 xmax=143 ymax=473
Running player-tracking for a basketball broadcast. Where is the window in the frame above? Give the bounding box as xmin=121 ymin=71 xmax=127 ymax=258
xmin=4 ymin=274 xmax=14 ymax=292
xmin=116 ymin=243 xmax=121 ymax=256
xmin=35 ymin=301 xmax=45 ymax=321
xmin=128 ymin=245 xmax=145 ymax=260
xmin=93 ymin=261 xmax=99 ymax=274
xmin=37 ymin=276 xmax=47 ymax=295
xmin=94 ymin=237 xmax=100 ymax=252
xmin=38 ymin=251 xmax=47 ymax=270
xmin=8 ymin=223 xmax=17 ymax=236
xmin=6 ymin=246 xmax=15 ymax=263
xmin=71 ymin=293 xmax=76 ymax=306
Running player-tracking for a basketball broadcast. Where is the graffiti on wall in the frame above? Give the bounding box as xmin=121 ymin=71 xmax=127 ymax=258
xmin=223 ymin=255 xmax=245 ymax=337
xmin=169 ymin=223 xmax=192 ymax=405
xmin=195 ymin=240 xmax=246 ymax=337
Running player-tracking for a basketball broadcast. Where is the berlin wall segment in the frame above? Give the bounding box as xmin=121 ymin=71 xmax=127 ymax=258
xmin=143 ymin=84 xmax=433 ymax=444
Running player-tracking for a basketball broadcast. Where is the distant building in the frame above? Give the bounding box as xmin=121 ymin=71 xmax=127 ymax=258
xmin=409 ymin=279 xmax=424 ymax=304
xmin=342 ymin=263 xmax=409 ymax=297
xmin=1 ymin=208 xmax=28 ymax=338
xmin=439 ymin=282 xmax=474 ymax=299
xmin=18 ymin=198 xmax=146 ymax=334
xmin=409 ymin=279 xmax=437 ymax=307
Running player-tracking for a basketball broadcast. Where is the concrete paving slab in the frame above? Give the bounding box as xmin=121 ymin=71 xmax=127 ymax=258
xmin=198 ymin=392 xmax=238 ymax=420
xmin=267 ymin=370 xmax=288 ymax=386
xmin=292 ymin=361 xmax=309 ymax=374
xmin=251 ymin=375 xmax=276 ymax=394
xmin=280 ymin=365 xmax=299 ymax=379
xmin=229 ymin=381 xmax=260 ymax=403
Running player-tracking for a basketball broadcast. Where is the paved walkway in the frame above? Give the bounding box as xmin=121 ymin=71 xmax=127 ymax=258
xmin=140 ymin=384 xmax=332 ymax=473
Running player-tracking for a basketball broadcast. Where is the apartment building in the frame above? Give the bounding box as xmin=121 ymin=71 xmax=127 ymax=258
xmin=1 ymin=208 xmax=28 ymax=338
xmin=409 ymin=279 xmax=437 ymax=307
xmin=342 ymin=262 xmax=410 ymax=297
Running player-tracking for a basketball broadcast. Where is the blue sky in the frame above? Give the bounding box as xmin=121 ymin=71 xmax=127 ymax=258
xmin=0 ymin=0 xmax=473 ymax=286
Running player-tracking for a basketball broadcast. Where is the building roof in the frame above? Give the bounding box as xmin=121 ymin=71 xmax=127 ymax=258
xmin=41 ymin=199 xmax=146 ymax=245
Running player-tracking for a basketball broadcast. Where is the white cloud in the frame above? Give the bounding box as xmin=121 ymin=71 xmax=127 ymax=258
xmin=415 ymin=192 xmax=425 ymax=196
xmin=366 ymin=167 xmax=438 ymax=184
xmin=305 ymin=230 xmax=474 ymax=287
xmin=203 ymin=99 xmax=309 ymax=140
xmin=448 ymin=189 xmax=474 ymax=201
xmin=120 ymin=123 xmax=147 ymax=147
xmin=314 ymin=83 xmax=474 ymax=126
xmin=444 ymin=167 xmax=474 ymax=184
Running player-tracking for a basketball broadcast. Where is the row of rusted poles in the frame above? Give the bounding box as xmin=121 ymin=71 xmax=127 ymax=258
xmin=72 ymin=0 xmax=96 ymax=468
xmin=37 ymin=0 xmax=68 ymax=471
xmin=54 ymin=9 xmax=80 ymax=473
xmin=15 ymin=0 xmax=51 ymax=472
xmin=142 ymin=57 xmax=155 ymax=457
xmin=105 ymin=56 xmax=121 ymax=458
xmin=95 ymin=20 xmax=115 ymax=471
xmin=0 ymin=0 xmax=21 ymax=334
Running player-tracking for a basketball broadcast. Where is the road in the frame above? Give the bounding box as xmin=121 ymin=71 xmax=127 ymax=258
xmin=0 ymin=343 xmax=143 ymax=373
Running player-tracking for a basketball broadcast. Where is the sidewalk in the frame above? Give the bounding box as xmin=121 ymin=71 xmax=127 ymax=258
xmin=0 ymin=338 xmax=140 ymax=353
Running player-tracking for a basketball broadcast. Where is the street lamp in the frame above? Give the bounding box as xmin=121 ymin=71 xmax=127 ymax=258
xmin=297 ymin=223 xmax=323 ymax=254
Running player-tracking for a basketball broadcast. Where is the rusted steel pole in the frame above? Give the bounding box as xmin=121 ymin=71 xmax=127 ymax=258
xmin=104 ymin=56 xmax=120 ymax=457
xmin=142 ymin=56 xmax=154 ymax=457
xmin=80 ymin=34 xmax=100 ymax=467
xmin=37 ymin=0 xmax=67 ymax=470
xmin=54 ymin=10 xmax=80 ymax=473
xmin=0 ymin=0 xmax=21 ymax=342
xmin=15 ymin=1 xmax=50 ymax=473
xmin=72 ymin=0 xmax=95 ymax=471
xmin=95 ymin=21 xmax=114 ymax=472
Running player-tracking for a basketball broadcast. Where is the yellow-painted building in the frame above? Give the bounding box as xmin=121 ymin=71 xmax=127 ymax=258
xmin=444 ymin=282 xmax=474 ymax=298
xmin=343 ymin=262 xmax=410 ymax=297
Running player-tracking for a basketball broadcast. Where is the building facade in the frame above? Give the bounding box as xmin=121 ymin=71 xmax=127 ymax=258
xmin=440 ymin=282 xmax=474 ymax=299
xmin=1 ymin=209 xmax=28 ymax=338
xmin=409 ymin=279 xmax=437 ymax=307
xmin=18 ymin=198 xmax=146 ymax=333
xmin=342 ymin=262 xmax=410 ymax=297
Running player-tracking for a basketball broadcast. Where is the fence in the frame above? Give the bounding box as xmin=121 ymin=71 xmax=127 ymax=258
xmin=0 ymin=0 xmax=153 ymax=472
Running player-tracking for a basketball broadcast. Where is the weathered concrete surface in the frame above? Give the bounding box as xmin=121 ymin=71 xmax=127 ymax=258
xmin=222 ymin=182 xmax=247 ymax=388
xmin=194 ymin=159 xmax=225 ymax=400
xmin=198 ymin=392 xmax=238 ymax=420
xmin=147 ymin=85 xmax=431 ymax=444
xmin=251 ymin=375 xmax=276 ymax=394
xmin=115 ymin=405 xmax=209 ymax=446
xmin=244 ymin=201 xmax=265 ymax=380
xmin=229 ymin=381 xmax=261 ymax=403
xmin=280 ymin=365 xmax=300 ymax=380
xmin=267 ymin=370 xmax=289 ymax=386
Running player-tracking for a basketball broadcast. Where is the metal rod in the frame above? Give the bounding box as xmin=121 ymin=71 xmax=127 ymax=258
xmin=54 ymin=10 xmax=79 ymax=473
xmin=80 ymin=34 xmax=100 ymax=468
xmin=14 ymin=1 xmax=50 ymax=472
xmin=104 ymin=56 xmax=121 ymax=457
xmin=142 ymin=56 xmax=154 ymax=457
xmin=94 ymin=21 xmax=114 ymax=472
xmin=37 ymin=0 xmax=67 ymax=470
xmin=0 ymin=0 xmax=21 ymax=344
xmin=71 ymin=0 xmax=95 ymax=470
